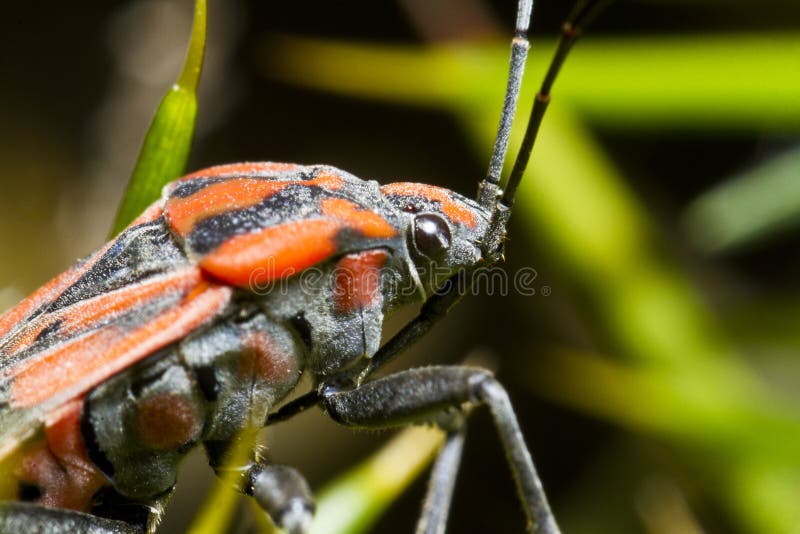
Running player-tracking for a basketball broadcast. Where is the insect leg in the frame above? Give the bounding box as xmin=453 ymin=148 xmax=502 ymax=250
xmin=267 ymin=273 xmax=471 ymax=425
xmin=322 ymin=366 xmax=558 ymax=534
xmin=205 ymin=442 xmax=313 ymax=534
xmin=0 ymin=501 xmax=140 ymax=534
xmin=249 ymin=465 xmax=314 ymax=534
xmin=415 ymin=427 xmax=466 ymax=534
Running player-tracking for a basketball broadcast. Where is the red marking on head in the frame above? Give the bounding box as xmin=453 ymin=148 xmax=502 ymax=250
xmin=180 ymin=162 xmax=303 ymax=181
xmin=240 ymin=331 xmax=298 ymax=384
xmin=381 ymin=183 xmax=477 ymax=228
xmin=319 ymin=198 xmax=397 ymax=239
xmin=166 ymin=173 xmax=346 ymax=237
xmin=135 ymin=393 xmax=202 ymax=450
xmin=201 ymin=219 xmax=340 ymax=287
xmin=15 ymin=400 xmax=107 ymax=511
xmin=10 ymin=274 xmax=231 ymax=408
xmin=332 ymin=250 xmax=389 ymax=314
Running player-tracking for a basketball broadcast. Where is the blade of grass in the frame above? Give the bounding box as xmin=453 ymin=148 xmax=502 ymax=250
xmin=187 ymin=429 xmax=258 ymax=534
xmin=188 ymin=426 xmax=443 ymax=534
xmin=310 ymin=426 xmax=445 ymax=534
xmin=684 ymin=146 xmax=800 ymax=252
xmin=110 ymin=0 xmax=207 ymax=236
xmin=261 ymin=33 xmax=800 ymax=131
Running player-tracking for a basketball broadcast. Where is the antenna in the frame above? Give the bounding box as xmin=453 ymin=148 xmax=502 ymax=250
xmin=502 ymin=0 xmax=611 ymax=207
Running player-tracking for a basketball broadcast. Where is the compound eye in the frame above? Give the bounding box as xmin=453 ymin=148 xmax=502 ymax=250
xmin=411 ymin=213 xmax=452 ymax=260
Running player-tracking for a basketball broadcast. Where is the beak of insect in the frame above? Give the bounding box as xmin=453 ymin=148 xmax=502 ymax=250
xmin=406 ymin=256 xmax=428 ymax=301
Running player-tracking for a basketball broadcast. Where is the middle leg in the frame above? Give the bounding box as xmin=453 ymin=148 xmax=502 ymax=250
xmin=321 ymin=365 xmax=559 ymax=534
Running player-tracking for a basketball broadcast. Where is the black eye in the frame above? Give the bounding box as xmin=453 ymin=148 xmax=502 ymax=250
xmin=411 ymin=213 xmax=451 ymax=260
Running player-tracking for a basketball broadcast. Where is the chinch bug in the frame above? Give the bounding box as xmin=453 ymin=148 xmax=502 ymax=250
xmin=0 ymin=1 xmax=608 ymax=533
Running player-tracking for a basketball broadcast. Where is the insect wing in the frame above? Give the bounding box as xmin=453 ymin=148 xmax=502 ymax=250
xmin=0 ymin=207 xmax=232 ymax=460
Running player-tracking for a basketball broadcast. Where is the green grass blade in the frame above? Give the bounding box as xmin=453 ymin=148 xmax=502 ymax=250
xmin=684 ymin=146 xmax=800 ymax=252
xmin=110 ymin=0 xmax=207 ymax=236
xmin=187 ymin=430 xmax=257 ymax=534
xmin=187 ymin=427 xmax=443 ymax=534
xmin=262 ymin=33 xmax=800 ymax=131
xmin=310 ymin=427 xmax=444 ymax=534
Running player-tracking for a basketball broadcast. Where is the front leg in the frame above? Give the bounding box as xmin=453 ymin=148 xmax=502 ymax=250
xmin=321 ymin=366 xmax=559 ymax=534
xmin=205 ymin=440 xmax=314 ymax=534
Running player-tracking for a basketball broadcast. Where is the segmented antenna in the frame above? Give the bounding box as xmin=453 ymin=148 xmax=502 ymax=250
xmin=478 ymin=0 xmax=534 ymax=210
xmin=502 ymin=0 xmax=610 ymax=207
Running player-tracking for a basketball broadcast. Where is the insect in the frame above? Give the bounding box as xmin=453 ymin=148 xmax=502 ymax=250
xmin=0 ymin=1 xmax=606 ymax=533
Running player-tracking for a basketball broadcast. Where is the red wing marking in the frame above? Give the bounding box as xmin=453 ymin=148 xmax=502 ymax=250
xmin=0 ymin=241 xmax=116 ymax=345
xmin=166 ymin=172 xmax=346 ymax=238
xmin=381 ymin=182 xmax=477 ymax=228
xmin=10 ymin=279 xmax=231 ymax=408
xmin=319 ymin=198 xmax=397 ymax=238
xmin=201 ymin=219 xmax=341 ymax=287
xmin=3 ymin=268 xmax=203 ymax=356
xmin=0 ymin=270 xmax=82 ymax=344
xmin=180 ymin=162 xmax=304 ymax=181
xmin=332 ymin=250 xmax=389 ymax=314
xmin=0 ymin=203 xmax=163 ymax=346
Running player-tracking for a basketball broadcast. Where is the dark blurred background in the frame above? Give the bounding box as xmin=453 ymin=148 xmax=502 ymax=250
xmin=2 ymin=1 xmax=799 ymax=533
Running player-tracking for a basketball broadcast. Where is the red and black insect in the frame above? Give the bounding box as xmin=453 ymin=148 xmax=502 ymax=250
xmin=0 ymin=1 xmax=605 ymax=533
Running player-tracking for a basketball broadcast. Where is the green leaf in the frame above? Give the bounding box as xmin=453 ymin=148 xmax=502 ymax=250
xmin=110 ymin=0 xmax=207 ymax=236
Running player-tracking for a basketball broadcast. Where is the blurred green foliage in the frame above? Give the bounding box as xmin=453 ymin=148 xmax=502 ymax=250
xmin=686 ymin=147 xmax=800 ymax=252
